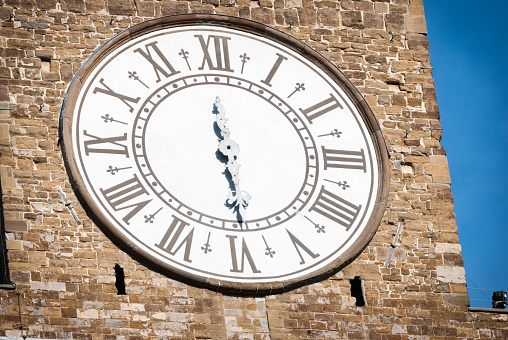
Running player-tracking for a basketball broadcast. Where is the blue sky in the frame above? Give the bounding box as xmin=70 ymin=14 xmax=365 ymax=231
xmin=424 ymin=1 xmax=508 ymax=308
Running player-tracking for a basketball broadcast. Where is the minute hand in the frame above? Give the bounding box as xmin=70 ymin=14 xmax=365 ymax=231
xmin=214 ymin=97 xmax=251 ymax=219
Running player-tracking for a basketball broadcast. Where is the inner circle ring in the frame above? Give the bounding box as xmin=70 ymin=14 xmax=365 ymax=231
xmin=132 ymin=73 xmax=320 ymax=231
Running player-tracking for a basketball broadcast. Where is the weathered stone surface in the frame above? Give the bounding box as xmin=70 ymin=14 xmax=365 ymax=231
xmin=61 ymin=0 xmax=85 ymax=13
xmin=107 ymin=0 xmax=136 ymax=15
xmin=0 ymin=1 xmax=504 ymax=338
xmin=437 ymin=266 xmax=466 ymax=283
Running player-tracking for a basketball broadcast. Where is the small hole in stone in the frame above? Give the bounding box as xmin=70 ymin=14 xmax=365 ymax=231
xmin=114 ymin=264 xmax=126 ymax=295
xmin=350 ymin=276 xmax=366 ymax=307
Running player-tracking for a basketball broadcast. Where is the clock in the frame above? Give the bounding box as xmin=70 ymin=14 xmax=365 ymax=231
xmin=60 ymin=14 xmax=389 ymax=294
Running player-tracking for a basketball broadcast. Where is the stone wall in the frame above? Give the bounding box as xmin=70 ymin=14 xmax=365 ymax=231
xmin=0 ymin=0 xmax=506 ymax=339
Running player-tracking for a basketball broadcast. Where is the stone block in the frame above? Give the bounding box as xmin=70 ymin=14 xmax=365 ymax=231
xmin=407 ymin=14 xmax=427 ymax=34
xmin=251 ymin=8 xmax=275 ymax=25
xmin=318 ymin=9 xmax=339 ymax=27
xmin=5 ymin=220 xmax=28 ymax=232
xmin=31 ymin=281 xmax=67 ymax=291
xmin=443 ymin=293 xmax=470 ymax=306
xmin=85 ymin=0 xmax=106 ymax=12
xmin=434 ymin=242 xmax=461 ymax=254
xmin=161 ymin=2 xmax=190 ymax=16
xmin=285 ymin=0 xmax=302 ymax=9
xmin=6 ymin=240 xmax=23 ymax=250
xmin=436 ymin=266 xmax=466 ymax=283
xmin=60 ymin=0 xmax=85 ymax=13
xmin=77 ymin=308 xmax=99 ymax=319
xmin=107 ymin=0 xmax=136 ymax=15
xmin=342 ymin=10 xmax=363 ymax=29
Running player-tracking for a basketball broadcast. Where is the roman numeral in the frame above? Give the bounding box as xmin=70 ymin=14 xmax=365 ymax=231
xmin=286 ymin=229 xmax=320 ymax=265
xmin=83 ymin=131 xmax=128 ymax=157
xmin=93 ymin=78 xmax=141 ymax=113
xmin=155 ymin=215 xmax=194 ymax=263
xmin=299 ymin=93 xmax=342 ymax=123
xmin=322 ymin=147 xmax=366 ymax=172
xmin=309 ymin=186 xmax=361 ymax=231
xmin=133 ymin=41 xmax=180 ymax=83
xmin=226 ymin=235 xmax=261 ymax=273
xmin=100 ymin=174 xmax=151 ymax=224
xmin=195 ymin=35 xmax=234 ymax=72
xmin=260 ymin=53 xmax=288 ymax=87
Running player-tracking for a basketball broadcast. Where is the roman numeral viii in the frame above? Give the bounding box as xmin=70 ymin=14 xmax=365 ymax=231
xmin=155 ymin=215 xmax=194 ymax=263
xmin=322 ymin=147 xmax=366 ymax=172
xmin=83 ymin=131 xmax=128 ymax=157
xmin=134 ymin=41 xmax=180 ymax=83
xmin=100 ymin=174 xmax=151 ymax=224
xmin=299 ymin=93 xmax=342 ymax=123
xmin=309 ymin=186 xmax=361 ymax=231
xmin=195 ymin=35 xmax=233 ymax=72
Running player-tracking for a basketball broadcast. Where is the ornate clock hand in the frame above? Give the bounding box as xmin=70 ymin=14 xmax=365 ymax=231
xmin=214 ymin=96 xmax=251 ymax=221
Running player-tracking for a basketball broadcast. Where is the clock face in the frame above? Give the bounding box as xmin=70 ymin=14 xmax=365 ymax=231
xmin=61 ymin=15 xmax=389 ymax=293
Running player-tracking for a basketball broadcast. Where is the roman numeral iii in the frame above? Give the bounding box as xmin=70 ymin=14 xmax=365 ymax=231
xmin=309 ymin=186 xmax=361 ymax=231
xmin=322 ymin=147 xmax=366 ymax=172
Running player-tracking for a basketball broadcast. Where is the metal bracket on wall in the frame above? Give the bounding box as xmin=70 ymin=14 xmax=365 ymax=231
xmin=384 ymin=221 xmax=403 ymax=268
xmin=57 ymin=186 xmax=81 ymax=225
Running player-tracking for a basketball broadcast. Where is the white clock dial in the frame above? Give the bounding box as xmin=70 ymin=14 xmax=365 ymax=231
xmin=61 ymin=15 xmax=389 ymax=293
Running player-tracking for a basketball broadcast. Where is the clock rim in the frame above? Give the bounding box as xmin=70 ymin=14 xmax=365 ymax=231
xmin=59 ymin=13 xmax=390 ymax=295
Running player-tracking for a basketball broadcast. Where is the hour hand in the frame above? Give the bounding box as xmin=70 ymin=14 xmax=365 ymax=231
xmin=213 ymin=97 xmax=251 ymax=219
